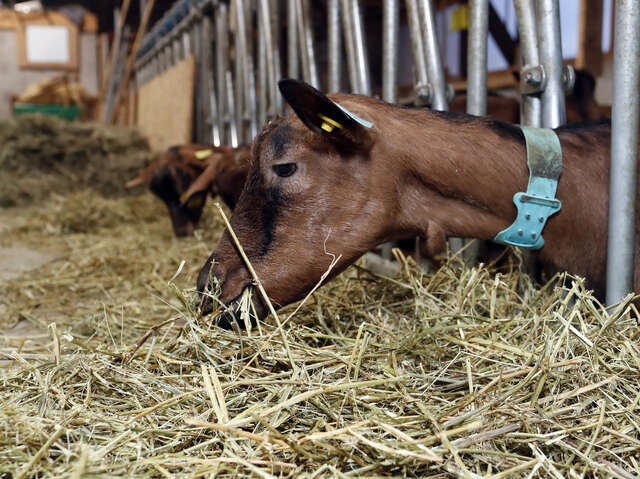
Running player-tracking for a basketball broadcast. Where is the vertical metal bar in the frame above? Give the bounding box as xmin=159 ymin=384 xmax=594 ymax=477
xmin=156 ymin=46 xmax=164 ymax=72
xmin=226 ymin=70 xmax=239 ymax=148
xmin=379 ymin=0 xmax=399 ymax=259
xmin=202 ymin=15 xmax=220 ymax=146
xmin=244 ymin=1 xmax=257 ymax=139
xmin=247 ymin=56 xmax=258 ymax=139
xmin=183 ymin=30 xmax=191 ymax=57
xmin=270 ymin=0 xmax=284 ymax=114
xmin=513 ymin=0 xmax=541 ymax=275
xmin=328 ymin=0 xmax=341 ymax=92
xmin=287 ymin=0 xmax=299 ymax=79
xmin=234 ymin=0 xmax=248 ymax=143
xmin=536 ymin=0 xmax=566 ymax=128
xmin=606 ymin=0 xmax=640 ymax=305
xmin=296 ymin=0 xmax=319 ymax=88
xmin=173 ymin=36 xmax=182 ymax=63
xmin=467 ymin=0 xmax=488 ymax=116
xmin=514 ymin=0 xmax=542 ymax=127
xmin=456 ymin=0 xmax=489 ymax=262
xmin=258 ymin=5 xmax=268 ymax=126
xmin=418 ymin=0 xmax=447 ymax=111
xmin=295 ymin=0 xmax=310 ymax=83
xmin=193 ymin=20 xmax=204 ymax=143
xmin=350 ymin=0 xmax=371 ymax=95
xmin=151 ymin=54 xmax=158 ymax=79
xmin=304 ymin=0 xmax=319 ymax=89
xmin=383 ymin=0 xmax=399 ymax=103
xmin=259 ymin=0 xmax=277 ymax=117
xmin=405 ymin=0 xmax=430 ymax=105
xmin=215 ymin=4 xmax=229 ymax=144
xmin=164 ymin=43 xmax=173 ymax=69
xmin=341 ymin=0 xmax=359 ymax=92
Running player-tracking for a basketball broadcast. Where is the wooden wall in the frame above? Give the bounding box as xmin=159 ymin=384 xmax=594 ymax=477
xmin=136 ymin=56 xmax=195 ymax=151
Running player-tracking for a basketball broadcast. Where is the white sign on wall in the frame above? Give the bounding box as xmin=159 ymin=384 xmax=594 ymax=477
xmin=24 ymin=25 xmax=71 ymax=64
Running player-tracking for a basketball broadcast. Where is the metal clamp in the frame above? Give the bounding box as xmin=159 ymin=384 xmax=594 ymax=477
xmin=414 ymin=83 xmax=454 ymax=107
xmin=494 ymin=126 xmax=563 ymax=250
xmin=520 ymin=64 xmax=575 ymax=95
xmin=521 ymin=65 xmax=546 ymax=95
xmin=414 ymin=83 xmax=432 ymax=106
xmin=562 ymin=65 xmax=576 ymax=93
xmin=446 ymin=83 xmax=455 ymax=104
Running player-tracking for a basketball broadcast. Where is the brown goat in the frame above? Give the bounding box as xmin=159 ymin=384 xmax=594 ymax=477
xmin=127 ymin=145 xmax=249 ymax=236
xmin=197 ymin=79 xmax=625 ymax=329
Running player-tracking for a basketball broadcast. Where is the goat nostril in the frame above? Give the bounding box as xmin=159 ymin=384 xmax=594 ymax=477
xmin=214 ymin=308 xmax=256 ymax=330
xmin=216 ymin=311 xmax=235 ymax=329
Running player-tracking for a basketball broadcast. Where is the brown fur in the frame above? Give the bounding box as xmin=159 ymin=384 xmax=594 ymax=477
xmin=125 ymin=144 xmax=220 ymax=188
xmin=181 ymin=147 xmax=251 ymax=210
xmin=198 ymin=82 xmax=625 ymax=328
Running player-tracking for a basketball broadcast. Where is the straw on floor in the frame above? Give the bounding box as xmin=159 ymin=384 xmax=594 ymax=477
xmin=1 ymin=189 xmax=639 ymax=478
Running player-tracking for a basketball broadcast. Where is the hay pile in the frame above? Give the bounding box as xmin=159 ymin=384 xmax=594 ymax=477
xmin=1 ymin=189 xmax=640 ymax=478
xmin=0 ymin=115 xmax=155 ymax=207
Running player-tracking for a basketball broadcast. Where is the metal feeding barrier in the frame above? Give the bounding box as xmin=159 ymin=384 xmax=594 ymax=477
xmin=133 ymin=0 xmax=457 ymax=147
xmin=132 ymin=0 xmax=640 ymax=307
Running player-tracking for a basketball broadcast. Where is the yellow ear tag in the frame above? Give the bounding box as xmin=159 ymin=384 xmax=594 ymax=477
xmin=194 ymin=149 xmax=213 ymax=160
xmin=179 ymin=192 xmax=189 ymax=205
xmin=318 ymin=114 xmax=343 ymax=133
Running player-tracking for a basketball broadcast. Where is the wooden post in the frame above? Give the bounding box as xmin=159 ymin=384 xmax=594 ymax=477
xmin=576 ymin=0 xmax=604 ymax=75
xmin=98 ymin=0 xmax=131 ymax=116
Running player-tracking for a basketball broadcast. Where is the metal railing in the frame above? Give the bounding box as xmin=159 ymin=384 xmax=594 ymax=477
xmin=131 ymin=0 xmax=638 ymax=303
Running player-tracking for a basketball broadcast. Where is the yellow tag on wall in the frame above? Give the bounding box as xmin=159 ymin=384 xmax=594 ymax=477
xmin=194 ymin=149 xmax=213 ymax=160
xmin=450 ymin=5 xmax=469 ymax=32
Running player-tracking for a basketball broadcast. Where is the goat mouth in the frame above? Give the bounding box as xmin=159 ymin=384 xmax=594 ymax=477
xmin=198 ymin=283 xmax=259 ymax=330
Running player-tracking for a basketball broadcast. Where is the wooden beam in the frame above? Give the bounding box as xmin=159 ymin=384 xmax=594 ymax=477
xmin=576 ymin=0 xmax=604 ymax=75
xmin=435 ymin=0 xmax=466 ymax=10
xmin=108 ymin=0 xmax=155 ymax=124
xmin=450 ymin=68 xmax=518 ymax=91
xmin=488 ymin=3 xmax=516 ymax=66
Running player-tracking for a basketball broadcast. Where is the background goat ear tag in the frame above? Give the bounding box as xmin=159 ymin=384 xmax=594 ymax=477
xmin=194 ymin=149 xmax=213 ymax=160
xmin=335 ymin=103 xmax=373 ymax=129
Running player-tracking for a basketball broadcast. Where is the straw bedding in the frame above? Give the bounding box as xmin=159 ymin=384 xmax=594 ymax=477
xmin=1 ymin=126 xmax=640 ymax=478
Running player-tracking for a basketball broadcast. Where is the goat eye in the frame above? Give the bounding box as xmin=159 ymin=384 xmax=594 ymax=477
xmin=272 ymin=163 xmax=297 ymax=178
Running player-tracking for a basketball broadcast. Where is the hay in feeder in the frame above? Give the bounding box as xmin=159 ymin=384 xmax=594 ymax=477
xmin=1 ymin=186 xmax=640 ymax=478
xmin=0 ymin=115 xmax=155 ymax=207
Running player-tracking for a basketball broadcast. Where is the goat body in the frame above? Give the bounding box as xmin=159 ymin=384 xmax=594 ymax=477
xmin=198 ymin=80 xmax=627 ymax=328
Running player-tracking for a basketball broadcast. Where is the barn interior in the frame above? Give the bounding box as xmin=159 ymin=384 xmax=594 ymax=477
xmin=1 ymin=1 xmax=639 ymax=477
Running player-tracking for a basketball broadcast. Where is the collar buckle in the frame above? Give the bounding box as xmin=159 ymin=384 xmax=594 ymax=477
xmin=494 ymin=126 xmax=563 ymax=250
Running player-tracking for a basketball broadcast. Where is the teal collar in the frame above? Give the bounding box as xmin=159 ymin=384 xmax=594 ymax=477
xmin=494 ymin=126 xmax=563 ymax=250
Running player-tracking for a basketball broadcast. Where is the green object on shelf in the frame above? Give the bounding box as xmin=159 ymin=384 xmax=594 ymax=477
xmin=13 ymin=103 xmax=81 ymax=121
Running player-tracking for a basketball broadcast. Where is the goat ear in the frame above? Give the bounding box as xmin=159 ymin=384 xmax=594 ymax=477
xmin=125 ymin=175 xmax=146 ymax=188
xmin=126 ymin=156 xmax=164 ymax=188
xmin=278 ymin=79 xmax=374 ymax=149
xmin=180 ymin=162 xmax=219 ymax=205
